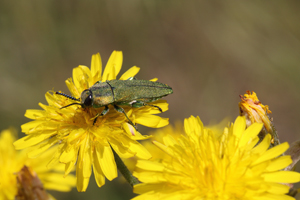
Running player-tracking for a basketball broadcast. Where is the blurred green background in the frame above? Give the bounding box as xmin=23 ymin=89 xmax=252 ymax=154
xmin=1 ymin=1 xmax=300 ymax=199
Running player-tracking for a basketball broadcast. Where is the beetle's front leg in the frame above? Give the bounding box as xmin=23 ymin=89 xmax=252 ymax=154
xmin=131 ymin=101 xmax=163 ymax=112
xmin=113 ymin=104 xmax=137 ymax=130
xmin=93 ymin=105 xmax=109 ymax=125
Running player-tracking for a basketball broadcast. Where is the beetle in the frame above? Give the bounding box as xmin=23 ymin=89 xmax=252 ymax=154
xmin=56 ymin=78 xmax=173 ymax=129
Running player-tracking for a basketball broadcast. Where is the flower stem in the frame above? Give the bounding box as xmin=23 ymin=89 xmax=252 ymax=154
xmin=112 ymin=147 xmax=140 ymax=187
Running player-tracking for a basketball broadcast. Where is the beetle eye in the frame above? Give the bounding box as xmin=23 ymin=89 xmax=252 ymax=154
xmin=84 ymin=94 xmax=93 ymax=107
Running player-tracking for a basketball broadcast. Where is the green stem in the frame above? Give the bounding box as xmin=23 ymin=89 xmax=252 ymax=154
xmin=112 ymin=147 xmax=140 ymax=187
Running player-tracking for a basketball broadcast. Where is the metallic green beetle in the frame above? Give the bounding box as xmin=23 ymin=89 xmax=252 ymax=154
xmin=56 ymin=78 xmax=173 ymax=128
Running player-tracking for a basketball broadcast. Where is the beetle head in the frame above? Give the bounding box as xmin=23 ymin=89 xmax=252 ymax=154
xmin=81 ymin=89 xmax=93 ymax=108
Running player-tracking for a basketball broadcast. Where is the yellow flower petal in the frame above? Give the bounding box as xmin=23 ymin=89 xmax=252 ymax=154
xmin=64 ymin=159 xmax=76 ymax=175
xmin=14 ymin=132 xmax=55 ymax=150
xmin=96 ymin=143 xmax=117 ymax=181
xmin=162 ymin=134 xmax=178 ymax=147
xmin=153 ymin=140 xmax=174 ymax=157
xmin=119 ymin=66 xmax=140 ymax=80
xmin=65 ymin=78 xmax=81 ymax=97
xmin=133 ymin=183 xmax=182 ymax=199
xmin=78 ymin=137 xmax=92 ymax=179
xmin=233 ymin=116 xmax=246 ymax=138
xmin=135 ymin=114 xmax=168 ymax=128
xmin=78 ymin=65 xmax=93 ymax=88
xmin=91 ymin=53 xmax=102 ymax=85
xmin=76 ymin=137 xmax=92 ymax=192
xmin=59 ymin=145 xmax=78 ymax=164
xmin=149 ymin=78 xmax=158 ymax=82
xmin=92 ymin=160 xmax=105 ymax=187
xmin=21 ymin=120 xmax=47 ymax=133
xmin=252 ymin=134 xmax=271 ymax=154
xmin=128 ymin=141 xmax=152 ymax=159
xmin=184 ymin=115 xmax=203 ymax=144
xmin=24 ymin=109 xmax=45 ymax=119
xmin=27 ymin=137 xmax=57 ymax=158
xmin=262 ymin=171 xmax=300 ymax=183
xmin=41 ymin=173 xmax=76 ymax=192
xmin=122 ymin=123 xmax=152 ymax=140
xmin=67 ymin=128 xmax=86 ymax=144
xmin=252 ymin=142 xmax=289 ymax=166
xmin=72 ymin=65 xmax=90 ymax=91
xmin=76 ymin=165 xmax=90 ymax=192
xmin=266 ymin=156 xmax=292 ymax=172
xmin=109 ymin=138 xmax=136 ymax=158
xmin=135 ymin=160 xmax=164 ymax=172
xmin=266 ymin=183 xmax=290 ymax=194
xmin=102 ymin=51 xmax=123 ymax=81
xmin=254 ymin=193 xmax=295 ymax=200
xmin=156 ymin=117 xmax=169 ymax=128
xmin=239 ymin=122 xmax=263 ymax=148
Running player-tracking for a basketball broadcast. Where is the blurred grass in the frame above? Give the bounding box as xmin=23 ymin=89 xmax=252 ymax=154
xmin=1 ymin=1 xmax=300 ymax=199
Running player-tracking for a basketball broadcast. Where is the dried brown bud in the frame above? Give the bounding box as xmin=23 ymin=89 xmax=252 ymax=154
xmin=15 ymin=166 xmax=50 ymax=200
xmin=239 ymin=91 xmax=279 ymax=146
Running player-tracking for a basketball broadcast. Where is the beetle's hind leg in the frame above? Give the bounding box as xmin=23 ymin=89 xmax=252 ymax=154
xmin=93 ymin=106 xmax=109 ymax=125
xmin=113 ymin=104 xmax=138 ymax=130
xmin=131 ymin=101 xmax=163 ymax=112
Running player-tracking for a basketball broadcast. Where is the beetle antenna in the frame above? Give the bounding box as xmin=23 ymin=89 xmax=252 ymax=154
xmin=61 ymin=102 xmax=82 ymax=109
xmin=55 ymin=91 xmax=80 ymax=101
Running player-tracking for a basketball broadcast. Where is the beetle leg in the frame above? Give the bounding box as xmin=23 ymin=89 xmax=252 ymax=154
xmin=94 ymin=80 xmax=103 ymax=84
xmin=145 ymin=104 xmax=162 ymax=112
xmin=131 ymin=101 xmax=163 ymax=112
xmin=93 ymin=105 xmax=109 ymax=125
xmin=113 ymin=104 xmax=138 ymax=130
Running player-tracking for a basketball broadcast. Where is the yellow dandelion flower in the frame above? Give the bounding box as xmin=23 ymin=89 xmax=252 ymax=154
xmin=14 ymin=51 xmax=171 ymax=191
xmin=122 ymin=119 xmax=228 ymax=186
xmin=0 ymin=129 xmax=75 ymax=200
xmin=133 ymin=116 xmax=300 ymax=200
xmin=239 ymin=90 xmax=279 ymax=145
xmin=142 ymin=118 xmax=229 ymax=162
xmin=123 ymin=118 xmax=230 ymax=175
